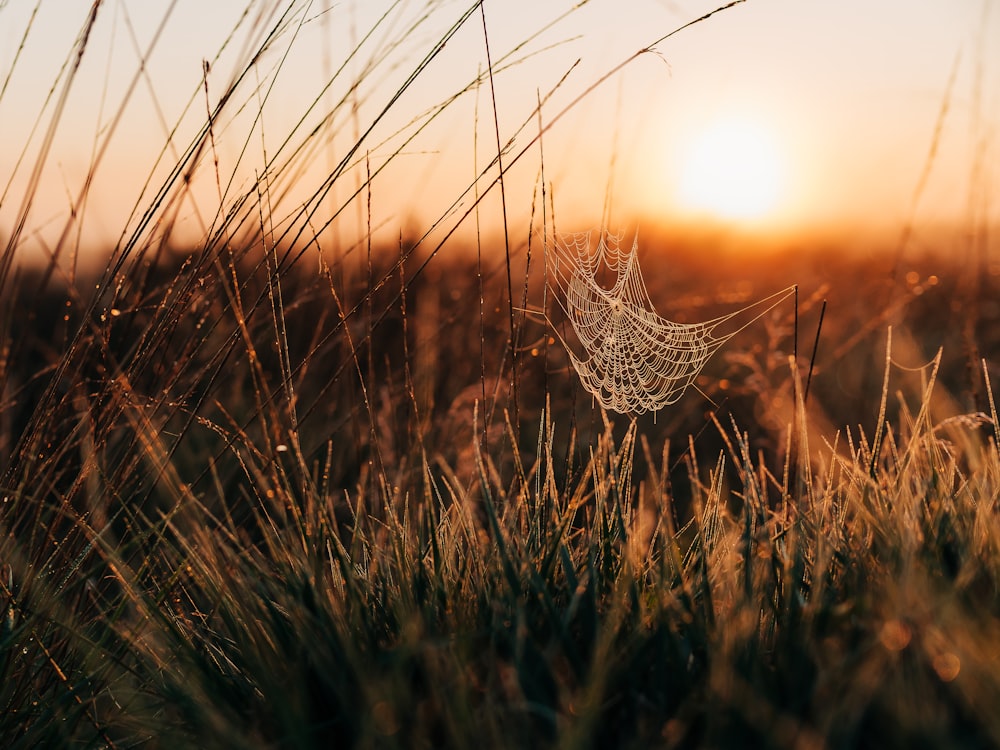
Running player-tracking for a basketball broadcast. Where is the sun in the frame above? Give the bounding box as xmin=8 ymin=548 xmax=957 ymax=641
xmin=677 ymin=118 xmax=785 ymax=222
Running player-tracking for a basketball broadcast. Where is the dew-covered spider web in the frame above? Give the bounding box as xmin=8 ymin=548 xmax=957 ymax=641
xmin=545 ymin=231 xmax=795 ymax=415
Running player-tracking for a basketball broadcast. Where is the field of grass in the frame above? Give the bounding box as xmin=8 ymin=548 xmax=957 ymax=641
xmin=2 ymin=2 xmax=1000 ymax=748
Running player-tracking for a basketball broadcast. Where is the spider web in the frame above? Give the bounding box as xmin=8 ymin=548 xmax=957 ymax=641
xmin=546 ymin=231 xmax=795 ymax=415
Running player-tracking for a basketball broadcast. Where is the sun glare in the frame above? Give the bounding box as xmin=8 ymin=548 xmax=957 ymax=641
xmin=678 ymin=119 xmax=785 ymax=222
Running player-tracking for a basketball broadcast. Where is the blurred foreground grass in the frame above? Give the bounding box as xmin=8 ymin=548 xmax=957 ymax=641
xmin=2 ymin=1 xmax=1000 ymax=747
xmin=2 ymin=243 xmax=1000 ymax=749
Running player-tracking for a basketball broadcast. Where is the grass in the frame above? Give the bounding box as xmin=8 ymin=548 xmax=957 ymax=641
xmin=2 ymin=1 xmax=1000 ymax=748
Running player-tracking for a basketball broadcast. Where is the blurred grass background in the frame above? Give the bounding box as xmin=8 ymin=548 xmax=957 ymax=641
xmin=2 ymin=1 xmax=1000 ymax=747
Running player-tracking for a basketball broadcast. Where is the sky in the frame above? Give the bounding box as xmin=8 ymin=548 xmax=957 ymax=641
xmin=1 ymin=0 xmax=998 ymax=261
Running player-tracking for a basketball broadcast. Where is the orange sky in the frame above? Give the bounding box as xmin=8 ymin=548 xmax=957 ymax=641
xmin=1 ymin=1 xmax=998 ymax=262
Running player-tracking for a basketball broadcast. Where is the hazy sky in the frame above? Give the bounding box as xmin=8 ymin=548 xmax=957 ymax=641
xmin=1 ymin=0 xmax=997 ymax=257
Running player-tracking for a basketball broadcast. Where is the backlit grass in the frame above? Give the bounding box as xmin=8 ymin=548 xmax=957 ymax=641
xmin=1 ymin=2 xmax=999 ymax=748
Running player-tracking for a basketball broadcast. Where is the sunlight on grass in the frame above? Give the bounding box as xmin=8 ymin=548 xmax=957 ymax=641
xmin=0 ymin=2 xmax=999 ymax=749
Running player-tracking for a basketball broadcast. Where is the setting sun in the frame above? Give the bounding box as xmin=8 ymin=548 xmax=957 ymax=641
xmin=677 ymin=119 xmax=785 ymax=222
